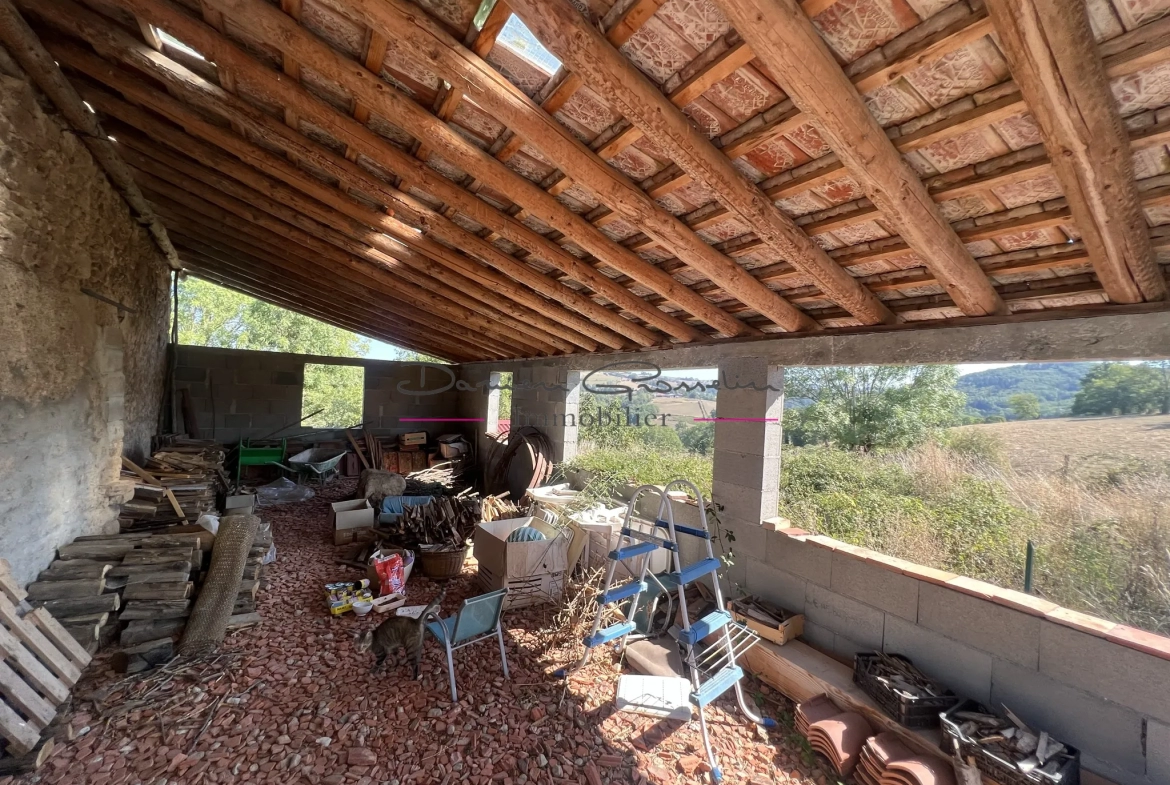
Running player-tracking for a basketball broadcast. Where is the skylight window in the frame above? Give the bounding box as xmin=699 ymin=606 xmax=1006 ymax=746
xmin=157 ymin=29 xmax=207 ymax=61
xmin=496 ymin=15 xmax=561 ymax=75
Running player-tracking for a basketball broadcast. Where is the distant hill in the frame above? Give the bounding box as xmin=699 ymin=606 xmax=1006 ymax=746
xmin=958 ymin=362 xmax=1098 ymax=419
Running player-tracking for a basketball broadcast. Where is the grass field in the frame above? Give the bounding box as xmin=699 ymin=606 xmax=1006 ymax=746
xmin=652 ymin=396 xmax=712 ymax=422
xmin=957 ymin=413 xmax=1170 ymax=476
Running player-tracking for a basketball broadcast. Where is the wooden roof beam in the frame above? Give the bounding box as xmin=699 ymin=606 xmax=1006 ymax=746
xmin=710 ymin=0 xmax=1004 ymax=317
xmin=116 ymin=128 xmax=590 ymax=354
xmin=505 ymin=0 xmax=893 ymax=326
xmin=984 ymin=0 xmax=1166 ymax=303
xmin=159 ymin=0 xmax=726 ymax=339
xmin=173 ymin=240 xmax=492 ymax=360
xmin=33 ymin=0 xmax=648 ymax=348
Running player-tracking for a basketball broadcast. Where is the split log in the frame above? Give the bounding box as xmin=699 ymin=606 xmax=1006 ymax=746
xmin=122 ymin=582 xmax=192 ymax=601
xmin=108 ymin=560 xmax=192 ymax=576
xmin=62 ymin=623 xmax=99 ymax=644
xmin=72 ymin=531 xmax=153 ymax=542
xmin=53 ymin=612 xmax=109 ymax=627
xmin=0 ymin=737 xmax=55 ymax=775
xmin=122 ymin=549 xmax=198 ymax=565
xmin=36 ymin=561 xmax=112 ymax=581
xmin=121 ymin=619 xmax=185 ymax=646
xmin=141 ymin=534 xmax=203 ymax=550
xmin=226 ymin=612 xmax=262 ymax=629
xmin=111 ymin=637 xmax=174 ymax=673
xmin=124 ymin=570 xmax=191 ymax=585
xmin=101 ymin=576 xmax=129 ymax=590
xmin=32 ymin=594 xmax=119 ymax=617
xmin=238 ymin=580 xmax=259 ymax=600
xmin=233 ymin=598 xmax=255 ymax=615
xmin=56 ymin=542 xmax=135 ymax=561
xmin=119 ymin=600 xmax=191 ymax=620
xmin=25 ymin=578 xmax=105 ymax=600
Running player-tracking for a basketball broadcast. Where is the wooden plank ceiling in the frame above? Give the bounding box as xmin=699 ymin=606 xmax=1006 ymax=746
xmin=16 ymin=0 xmax=1170 ymax=360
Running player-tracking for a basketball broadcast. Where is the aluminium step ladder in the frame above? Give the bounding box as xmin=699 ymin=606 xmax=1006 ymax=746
xmin=557 ymin=480 xmax=773 ymax=782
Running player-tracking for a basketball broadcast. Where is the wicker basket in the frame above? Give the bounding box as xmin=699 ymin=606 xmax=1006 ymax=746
xmin=417 ymin=546 xmax=468 ymax=579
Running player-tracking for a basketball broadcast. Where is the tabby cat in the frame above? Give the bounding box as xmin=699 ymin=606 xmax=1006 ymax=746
xmin=355 ymin=588 xmax=446 ymax=678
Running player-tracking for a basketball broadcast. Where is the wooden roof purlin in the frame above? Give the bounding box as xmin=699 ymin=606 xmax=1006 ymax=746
xmin=17 ymin=0 xmax=1170 ymax=361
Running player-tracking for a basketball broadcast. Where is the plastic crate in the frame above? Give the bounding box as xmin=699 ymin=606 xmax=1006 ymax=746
xmin=940 ymin=700 xmax=1081 ymax=785
xmin=853 ymin=652 xmax=955 ymax=729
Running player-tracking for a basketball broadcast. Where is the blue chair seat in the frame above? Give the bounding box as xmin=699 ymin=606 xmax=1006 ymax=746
xmin=421 ymin=588 xmax=510 ymax=701
xmin=425 ymin=616 xmax=457 ymax=642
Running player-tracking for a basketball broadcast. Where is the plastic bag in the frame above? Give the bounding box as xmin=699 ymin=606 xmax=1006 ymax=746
xmin=372 ymin=552 xmax=406 ymax=596
xmin=196 ymin=513 xmax=220 ymax=536
xmin=256 ymin=476 xmax=314 ymax=506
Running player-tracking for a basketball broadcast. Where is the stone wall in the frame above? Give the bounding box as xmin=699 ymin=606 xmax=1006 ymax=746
xmin=734 ymin=525 xmax=1170 ymax=785
xmin=0 ymin=56 xmax=170 ymax=585
xmin=172 ymin=346 xmax=465 ymax=445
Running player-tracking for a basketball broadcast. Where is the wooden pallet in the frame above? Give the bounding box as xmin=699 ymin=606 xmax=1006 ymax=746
xmin=0 ymin=560 xmax=91 ymax=761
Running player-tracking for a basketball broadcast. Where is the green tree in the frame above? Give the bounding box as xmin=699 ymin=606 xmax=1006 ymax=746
xmin=1007 ymin=392 xmax=1041 ymax=420
xmin=578 ymin=391 xmax=674 ymax=450
xmin=1071 ymin=363 xmax=1164 ymax=416
xmin=783 ymin=365 xmax=964 ymax=450
xmin=677 ymin=421 xmax=716 ymax=455
xmin=178 ymin=277 xmax=370 ymax=428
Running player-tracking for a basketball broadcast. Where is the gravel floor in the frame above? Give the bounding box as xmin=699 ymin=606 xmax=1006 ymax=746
xmin=12 ymin=480 xmax=835 ymax=785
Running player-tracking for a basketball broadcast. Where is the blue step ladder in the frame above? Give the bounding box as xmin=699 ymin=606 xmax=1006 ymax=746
xmin=558 ymin=480 xmax=773 ymax=782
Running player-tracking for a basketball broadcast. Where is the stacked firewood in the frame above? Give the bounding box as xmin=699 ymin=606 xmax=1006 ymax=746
xmin=119 ymin=441 xmax=226 ymax=531
xmin=28 ymin=530 xmax=208 ymax=652
xmin=383 ymin=493 xmax=481 ymax=549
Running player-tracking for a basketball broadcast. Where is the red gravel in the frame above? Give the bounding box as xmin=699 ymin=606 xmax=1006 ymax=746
xmin=12 ymin=481 xmax=833 ymax=785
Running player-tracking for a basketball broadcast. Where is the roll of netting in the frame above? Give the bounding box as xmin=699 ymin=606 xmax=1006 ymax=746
xmin=179 ymin=514 xmax=259 ymax=656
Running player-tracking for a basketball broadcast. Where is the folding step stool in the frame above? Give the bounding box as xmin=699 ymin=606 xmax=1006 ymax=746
xmin=557 ymin=480 xmax=773 ymax=782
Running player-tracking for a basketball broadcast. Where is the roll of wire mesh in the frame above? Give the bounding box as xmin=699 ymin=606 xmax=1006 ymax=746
xmin=179 ymin=513 xmax=260 ymax=656
xmin=484 ymin=426 xmax=553 ymax=500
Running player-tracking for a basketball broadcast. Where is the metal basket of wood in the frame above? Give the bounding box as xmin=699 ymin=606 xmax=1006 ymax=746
xmin=853 ymin=652 xmax=956 ymax=729
xmin=416 ymin=545 xmax=468 ymax=580
xmin=941 ymin=700 xmax=1080 ymax=785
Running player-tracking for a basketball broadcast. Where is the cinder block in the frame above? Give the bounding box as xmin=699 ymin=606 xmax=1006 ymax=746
xmin=224 ymin=414 xmax=251 ymax=428
xmin=918 ymin=583 xmax=1040 ymax=668
xmin=831 ymin=551 xmax=919 ymax=621
xmin=991 ymin=660 xmax=1146 ymax=776
xmin=744 ymin=556 xmax=807 ymax=613
xmin=765 ymin=531 xmax=831 ymax=587
xmin=225 ymin=353 xmax=260 ymax=370
xmin=724 ymin=519 xmax=767 ymax=560
xmin=801 ymin=619 xmax=836 ymax=653
xmin=234 ymin=369 xmax=272 ymax=386
xmin=1039 ymin=621 xmax=1170 ymax=724
xmin=804 ymin=584 xmax=885 ymax=651
xmin=1148 ymin=720 xmax=1170 ymax=783
xmin=174 ymin=366 xmax=207 ymax=382
xmin=711 ymin=479 xmax=770 ymax=524
xmin=883 ymin=615 xmax=992 ymax=704
xmin=273 ymin=371 xmax=301 ymax=386
xmin=712 ymin=450 xmax=776 ymax=490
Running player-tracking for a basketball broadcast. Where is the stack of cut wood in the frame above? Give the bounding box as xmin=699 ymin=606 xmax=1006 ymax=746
xmin=0 ymin=560 xmax=92 ymax=775
xmin=29 ymin=530 xmax=208 ymax=652
xmin=118 ymin=442 xmax=225 ymax=531
xmin=229 ymin=525 xmax=272 ymax=629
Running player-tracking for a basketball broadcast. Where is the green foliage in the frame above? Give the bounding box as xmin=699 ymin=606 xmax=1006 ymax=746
xmin=1008 ymin=392 xmax=1041 ymax=420
xmin=563 ymin=446 xmax=713 ymax=498
xmin=578 ymin=391 xmax=674 ymax=450
xmin=1072 ymin=362 xmax=1170 ymax=416
xmin=677 ymin=421 xmax=715 ymax=455
xmin=496 ymin=372 xmax=513 ymax=421
xmin=178 ymin=277 xmax=370 ymax=357
xmin=302 ymin=364 xmax=364 ymax=428
xmin=940 ymin=428 xmax=1006 ymax=468
xmin=784 ymin=365 xmax=964 ymax=449
xmin=957 ymin=362 xmax=1097 ymax=418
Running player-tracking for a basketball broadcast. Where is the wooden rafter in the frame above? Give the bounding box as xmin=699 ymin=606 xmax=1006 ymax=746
xmin=165 ymin=0 xmax=742 ymax=339
xmin=505 ymin=0 xmax=895 ymax=326
xmin=708 ymin=0 xmax=1005 ymax=318
xmin=984 ymin=0 xmax=1166 ymax=303
xmin=32 ymin=0 xmax=661 ymax=350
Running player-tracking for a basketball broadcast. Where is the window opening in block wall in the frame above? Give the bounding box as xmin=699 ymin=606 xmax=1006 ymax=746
xmin=495 ymin=371 xmax=513 ymax=434
xmin=302 ymin=364 xmax=365 ymax=428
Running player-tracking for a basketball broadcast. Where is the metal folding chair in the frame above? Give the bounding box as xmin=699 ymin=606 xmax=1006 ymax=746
xmin=422 ymin=588 xmax=510 ymax=701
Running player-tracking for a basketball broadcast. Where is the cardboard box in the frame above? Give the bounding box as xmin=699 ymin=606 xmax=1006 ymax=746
xmin=401 ymin=432 xmax=427 ymax=447
xmin=330 ymin=498 xmax=374 ymax=532
xmin=334 ymin=527 xmax=378 ymax=546
xmin=474 ymin=517 xmax=569 ymax=607
xmin=727 ymin=596 xmax=804 ymax=646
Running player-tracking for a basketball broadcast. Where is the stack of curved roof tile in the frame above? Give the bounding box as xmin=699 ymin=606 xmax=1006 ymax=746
xmin=795 ymin=695 xmax=874 ymax=776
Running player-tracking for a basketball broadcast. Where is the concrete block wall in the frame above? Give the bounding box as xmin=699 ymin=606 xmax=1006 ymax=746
xmin=739 ymin=525 xmax=1170 ymax=784
xmin=172 ymin=347 xmax=468 ymax=445
xmin=508 ymin=362 xmax=582 ymax=463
